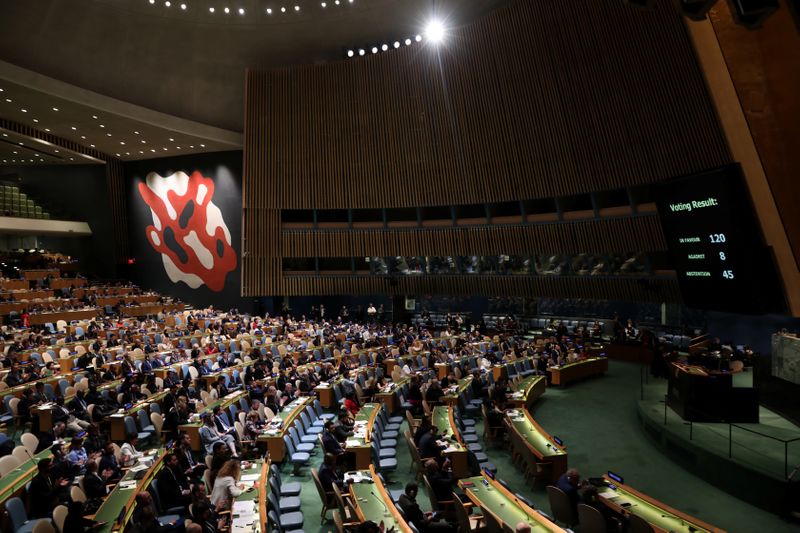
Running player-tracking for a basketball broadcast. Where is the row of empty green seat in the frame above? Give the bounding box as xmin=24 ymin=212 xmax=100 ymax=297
xmin=0 ymin=185 xmax=51 ymax=219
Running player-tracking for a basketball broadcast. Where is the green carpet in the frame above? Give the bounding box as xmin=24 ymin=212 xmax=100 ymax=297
xmin=278 ymin=361 xmax=798 ymax=532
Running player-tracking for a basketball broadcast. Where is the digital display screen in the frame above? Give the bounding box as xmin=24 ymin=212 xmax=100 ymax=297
xmin=656 ymin=165 xmax=784 ymax=314
xmin=607 ymin=471 xmax=624 ymax=484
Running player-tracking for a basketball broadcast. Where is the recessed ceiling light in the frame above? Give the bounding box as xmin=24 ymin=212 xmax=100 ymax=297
xmin=20 ymin=109 xmax=27 ymax=113
xmin=120 ymin=141 xmax=126 ymax=145
xmin=90 ymin=144 xmax=95 ymax=148
xmin=381 ymin=44 xmax=389 ymax=51
xmin=224 ymin=7 xmax=230 ymax=14
xmin=190 ymin=145 xmax=195 ymax=148
xmin=405 ymin=38 xmax=412 ymax=46
xmin=239 ymin=8 xmax=245 ymax=15
xmin=5 ymin=98 xmax=11 ymax=103
xmin=80 ymin=135 xmax=86 ymax=139
xmin=181 ymin=4 xmax=186 ymax=10
xmin=163 ymin=147 xmax=168 ymax=151
xmin=394 ymin=41 xmax=400 ymax=48
xmin=71 ymin=126 xmax=77 ymax=130
xmin=92 ymin=115 xmax=98 ymax=119
xmin=99 ymin=124 xmax=105 ymax=128
xmin=200 ymin=144 xmax=205 ymax=147
xmin=321 ymin=2 xmax=326 ymax=7
xmin=33 ymin=119 xmax=38 ymax=123
xmin=149 ymin=0 xmax=155 ymax=4
xmin=151 ymin=149 xmax=156 ymax=152
xmin=141 ymin=140 xmax=146 ymax=144
xmin=54 ymin=150 xmax=59 ymax=153
xmin=209 ymin=7 xmax=215 ymax=13
xmin=52 ymin=107 xmax=58 ymax=111
xmin=295 ymin=5 xmax=300 ymax=12
xmin=169 ymin=138 xmax=174 ymax=141
xmin=134 ymin=131 xmax=140 ymax=135
xmin=347 ymin=50 xmax=354 ymax=58
xmin=281 ymin=7 xmax=286 ymax=13
xmin=165 ymin=1 xmax=171 ymax=7
xmin=44 ymin=128 xmax=50 ymax=132
xmin=116 ymin=153 xmax=121 ymax=157
xmin=266 ymin=8 xmax=272 ymax=14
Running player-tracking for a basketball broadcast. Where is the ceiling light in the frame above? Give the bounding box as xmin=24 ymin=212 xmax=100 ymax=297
xmin=281 ymin=7 xmax=286 ymax=13
xmin=92 ymin=115 xmax=98 ymax=119
xmin=189 ymin=145 xmax=195 ymax=148
xmin=358 ymin=49 xmax=365 ymax=56
xmin=181 ymin=4 xmax=187 ymax=10
xmin=80 ymin=135 xmax=86 ymax=139
xmin=415 ymin=34 xmax=422 ymax=43
xmin=294 ymin=5 xmax=300 ymax=11
xmin=200 ymin=144 xmax=205 ymax=147
xmin=149 ymin=0 xmax=155 ymax=4
xmin=116 ymin=153 xmax=121 ymax=157
xmin=239 ymin=8 xmax=245 ymax=15
xmin=4 ymin=98 xmax=11 ymax=102
xmin=209 ymin=7 xmax=215 ymax=12
xmin=224 ymin=7 xmax=230 ymax=14
xmin=20 ymin=109 xmax=27 ymax=113
xmin=381 ymin=44 xmax=388 ymax=51
xmin=321 ymin=2 xmax=326 ymax=6
xmin=52 ymin=107 xmax=58 ymax=111
xmin=107 ymin=133 xmax=112 ymax=137
xmin=90 ymin=144 xmax=95 ymax=148
xmin=33 ymin=119 xmax=38 ymax=123
xmin=169 ymin=138 xmax=174 ymax=141
xmin=424 ymin=20 xmax=446 ymax=43
xmin=266 ymin=8 xmax=272 ymax=14
xmin=54 ymin=150 xmax=59 ymax=153
xmin=371 ymin=47 xmax=378 ymax=54
xmin=394 ymin=41 xmax=400 ymax=48
xmin=405 ymin=38 xmax=412 ymax=46
xmin=134 ymin=131 xmax=140 ymax=134
xmin=347 ymin=50 xmax=354 ymax=58
xmin=44 ymin=128 xmax=50 ymax=132
xmin=141 ymin=140 xmax=146 ymax=144
xmin=165 ymin=1 xmax=171 ymax=6
xmin=120 ymin=141 xmax=126 ymax=145
xmin=99 ymin=124 xmax=105 ymax=128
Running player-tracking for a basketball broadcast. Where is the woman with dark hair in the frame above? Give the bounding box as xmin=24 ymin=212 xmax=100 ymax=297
xmin=64 ymin=500 xmax=105 ymax=531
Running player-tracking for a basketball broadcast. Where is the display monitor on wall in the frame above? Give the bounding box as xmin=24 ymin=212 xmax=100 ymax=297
xmin=656 ymin=165 xmax=784 ymax=314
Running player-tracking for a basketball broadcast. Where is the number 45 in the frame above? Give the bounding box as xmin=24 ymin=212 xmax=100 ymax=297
xmin=722 ymin=270 xmax=734 ymax=280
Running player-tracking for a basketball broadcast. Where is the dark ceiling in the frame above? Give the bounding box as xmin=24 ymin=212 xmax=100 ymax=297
xmin=0 ymin=0 xmax=507 ymax=132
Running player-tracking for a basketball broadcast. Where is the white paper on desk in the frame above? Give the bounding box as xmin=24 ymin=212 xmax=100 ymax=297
xmin=240 ymin=474 xmax=259 ymax=482
xmin=129 ymin=464 xmax=148 ymax=472
xmin=231 ymin=525 xmax=251 ymax=533
xmin=118 ymin=480 xmax=138 ymax=490
xmin=233 ymin=501 xmax=255 ymax=513
xmin=346 ymin=440 xmax=361 ymax=447
xmin=232 ymin=517 xmax=256 ymax=528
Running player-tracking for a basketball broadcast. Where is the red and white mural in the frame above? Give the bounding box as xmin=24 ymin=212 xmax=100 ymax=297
xmin=137 ymin=170 xmax=237 ymax=292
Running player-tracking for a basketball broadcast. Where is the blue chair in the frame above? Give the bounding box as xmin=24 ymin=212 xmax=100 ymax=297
xmin=228 ymin=405 xmax=239 ymax=425
xmin=138 ymin=409 xmax=156 ymax=434
xmin=1 ymin=397 xmax=15 ymax=427
xmin=282 ymin=435 xmax=310 ymax=475
xmin=268 ymin=509 xmax=304 ymax=533
xmin=125 ymin=416 xmax=152 ymax=442
xmin=372 ymin=423 xmax=397 ymax=449
xmin=149 ymin=403 xmax=162 ymax=414
xmin=6 ymin=497 xmax=39 ymax=533
xmin=371 ymin=441 xmax=398 ymax=471
xmin=239 ymin=398 xmax=250 ymax=413
xmin=269 ymin=477 xmax=301 ymax=512
xmin=313 ymin=400 xmax=335 ymax=423
xmin=58 ymin=379 xmax=69 ymax=397
xmin=300 ymin=412 xmax=323 ymax=435
xmin=150 ymin=478 xmax=186 ymax=518
xmin=290 ymin=426 xmax=316 ymax=450
xmin=270 ymin=464 xmax=301 ymax=496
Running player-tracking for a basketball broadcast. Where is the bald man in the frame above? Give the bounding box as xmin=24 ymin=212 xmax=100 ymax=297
xmin=515 ymin=523 xmax=532 ymax=533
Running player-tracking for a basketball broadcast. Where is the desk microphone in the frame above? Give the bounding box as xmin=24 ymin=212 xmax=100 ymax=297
xmin=24 ymin=447 xmax=38 ymax=465
xmin=370 ymin=490 xmax=390 ymax=515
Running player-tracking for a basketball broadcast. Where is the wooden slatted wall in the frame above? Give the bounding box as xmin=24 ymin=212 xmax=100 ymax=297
xmin=243 ymin=0 xmax=731 ymax=298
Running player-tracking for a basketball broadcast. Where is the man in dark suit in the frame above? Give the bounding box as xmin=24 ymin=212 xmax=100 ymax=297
xmin=397 ymin=482 xmax=454 ymax=532
xmin=157 ymin=453 xmax=191 ymax=509
xmin=83 ymin=460 xmax=112 ymax=499
xmin=322 ymin=421 xmax=345 ymax=456
xmin=68 ymin=390 xmax=91 ymax=422
xmin=317 ymin=453 xmax=345 ymax=492
xmin=99 ymin=442 xmax=124 ymax=480
xmin=417 ymin=425 xmax=443 ymax=462
xmin=27 ymin=459 xmax=70 ymax=518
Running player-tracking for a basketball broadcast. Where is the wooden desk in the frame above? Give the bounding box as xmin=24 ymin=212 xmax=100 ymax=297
xmin=442 ymin=376 xmax=472 ymax=406
xmin=0 ymin=280 xmax=28 ymax=290
xmin=120 ymin=303 xmax=185 ymax=317
xmin=50 ymin=278 xmax=86 ymax=289
xmin=431 ymin=405 xmax=468 ymax=478
xmin=349 ymin=466 xmax=412 ymax=532
xmin=597 ymin=475 xmax=724 ymax=533
xmin=314 ymin=379 xmax=339 ymax=408
xmin=179 ymin=390 xmax=249 ymax=451
xmin=0 ymin=447 xmax=52 ymax=505
xmin=108 ymin=389 xmax=170 ymax=441
xmin=375 ymin=378 xmax=408 ymax=414
xmin=228 ymin=459 xmax=268 ymax=532
xmin=93 ymin=448 xmax=166 ymax=533
xmin=506 ymin=409 xmax=567 ymax=484
xmin=459 ymin=472 xmax=565 ymax=532
xmin=508 ymin=375 xmax=546 ymax=410
xmin=23 ymin=269 xmax=59 ymax=280
xmin=344 ymin=403 xmax=381 ymax=470
xmin=548 ymin=357 xmax=608 ymax=386
xmin=256 ymin=396 xmax=313 ymax=461
xmin=29 ymin=308 xmax=99 ymax=325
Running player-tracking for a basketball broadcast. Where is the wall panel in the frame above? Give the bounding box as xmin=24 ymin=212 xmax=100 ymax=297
xmin=243 ymin=0 xmax=731 ymax=299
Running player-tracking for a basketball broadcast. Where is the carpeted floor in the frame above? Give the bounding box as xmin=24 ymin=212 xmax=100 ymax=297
xmin=278 ymin=360 xmax=799 ymax=532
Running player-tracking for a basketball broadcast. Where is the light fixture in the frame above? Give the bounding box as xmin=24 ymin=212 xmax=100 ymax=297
xmin=224 ymin=7 xmax=230 ymax=14
xmin=414 ymin=34 xmax=422 ymax=42
xmin=347 ymin=50 xmax=354 ymax=57
xmin=239 ymin=8 xmax=245 ymax=15
xmin=424 ymin=20 xmax=446 ymax=43
xmin=381 ymin=44 xmax=389 ymax=51
xmin=394 ymin=41 xmax=400 ymax=48
xmin=266 ymin=8 xmax=272 ymax=14
xmin=405 ymin=38 xmax=412 ymax=45
xmin=371 ymin=46 xmax=378 ymax=54
xmin=209 ymin=7 xmax=215 ymax=13
xmin=181 ymin=3 xmax=187 ymax=10
xmin=52 ymin=107 xmax=59 ymax=111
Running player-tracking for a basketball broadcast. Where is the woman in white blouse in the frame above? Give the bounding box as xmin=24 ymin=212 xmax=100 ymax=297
xmin=210 ymin=459 xmax=245 ymax=510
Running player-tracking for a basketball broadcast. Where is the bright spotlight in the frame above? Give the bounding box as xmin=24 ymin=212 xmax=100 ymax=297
xmin=424 ymin=20 xmax=446 ymax=43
